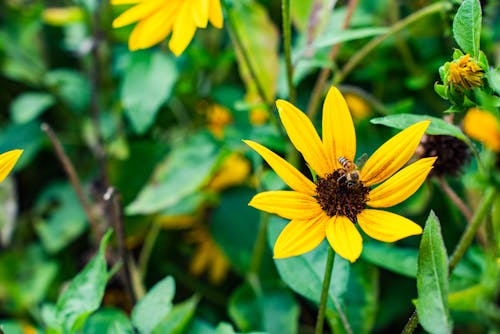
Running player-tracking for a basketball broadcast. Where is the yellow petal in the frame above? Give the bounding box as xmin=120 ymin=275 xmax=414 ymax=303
xmin=208 ymin=0 xmax=223 ymax=28
xmin=322 ymin=86 xmax=356 ymax=169
xmin=367 ymin=157 xmax=436 ymax=208
xmin=357 ymin=209 xmax=422 ymax=242
xmin=169 ymin=3 xmax=197 ymax=56
xmin=0 ymin=150 xmax=23 ymax=183
xmin=325 ymin=215 xmax=362 ymax=263
xmin=463 ymin=108 xmax=500 ymax=152
xmin=190 ymin=0 xmax=208 ymax=28
xmin=276 ymin=100 xmax=332 ymax=177
xmin=360 ymin=120 xmax=430 ymax=186
xmin=112 ymin=0 xmax=143 ymax=5
xmin=243 ymin=140 xmax=316 ymax=196
xmin=128 ymin=4 xmax=177 ymax=50
xmin=273 ymin=215 xmax=327 ymax=258
xmin=112 ymin=0 xmax=163 ymax=28
xmin=249 ymin=191 xmax=323 ymax=220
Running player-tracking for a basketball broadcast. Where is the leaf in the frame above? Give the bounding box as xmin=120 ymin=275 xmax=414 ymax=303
xmin=416 ymin=211 xmax=452 ymax=334
xmin=121 ymin=50 xmax=178 ymax=134
xmin=361 ymin=242 xmax=418 ymax=278
xmin=228 ymin=283 xmax=299 ymax=334
xmin=152 ymin=296 xmax=199 ymax=334
xmin=9 ymin=92 xmax=55 ymax=124
xmin=131 ymin=276 xmax=175 ymax=334
xmin=44 ymin=69 xmax=90 ymax=113
xmin=83 ymin=308 xmax=134 ymax=334
xmin=312 ymin=27 xmax=389 ymax=49
xmin=228 ymin=0 xmax=279 ymax=102
xmin=126 ymin=133 xmax=219 ymax=215
xmin=370 ymin=113 xmax=468 ymax=142
xmin=55 ymin=230 xmax=112 ymax=333
xmin=452 ymin=0 xmax=481 ymax=57
xmin=0 ymin=121 xmax=44 ymax=169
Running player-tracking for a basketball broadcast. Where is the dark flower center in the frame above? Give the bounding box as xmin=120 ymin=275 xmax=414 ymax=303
xmin=315 ymin=168 xmax=370 ymax=223
xmin=417 ymin=134 xmax=470 ymax=177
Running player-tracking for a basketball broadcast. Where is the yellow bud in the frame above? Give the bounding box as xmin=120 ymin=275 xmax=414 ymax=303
xmin=42 ymin=7 xmax=84 ymax=26
xmin=463 ymin=108 xmax=500 ymax=152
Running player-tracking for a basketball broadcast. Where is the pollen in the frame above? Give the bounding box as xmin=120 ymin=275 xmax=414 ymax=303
xmin=315 ymin=169 xmax=370 ymax=223
xmin=448 ymin=54 xmax=484 ymax=90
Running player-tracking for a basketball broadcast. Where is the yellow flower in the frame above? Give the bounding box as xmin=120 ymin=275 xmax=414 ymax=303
xmin=207 ymin=104 xmax=232 ymax=139
xmin=448 ymin=54 xmax=484 ymax=90
xmin=208 ymin=153 xmax=251 ymax=191
xmin=112 ymin=0 xmax=223 ymax=56
xmin=344 ymin=93 xmax=371 ymax=121
xmin=244 ymin=86 xmax=436 ymax=262
xmin=0 ymin=150 xmax=23 ymax=183
xmin=463 ymin=108 xmax=500 ymax=152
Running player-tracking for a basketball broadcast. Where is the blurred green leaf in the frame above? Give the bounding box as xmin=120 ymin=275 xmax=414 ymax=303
xmin=416 ymin=211 xmax=452 ymax=334
xmin=370 ymin=113 xmax=468 ymax=142
xmin=228 ymin=283 xmax=299 ymax=333
xmin=9 ymin=92 xmax=55 ymax=124
xmin=126 ymin=133 xmax=219 ymax=215
xmin=131 ymin=276 xmax=175 ymax=334
xmin=0 ymin=178 xmax=18 ymax=246
xmin=452 ymin=0 xmax=481 ymax=58
xmin=83 ymin=308 xmax=134 ymax=334
xmin=0 ymin=121 xmax=43 ymax=169
xmin=34 ymin=182 xmax=87 ymax=253
xmin=312 ymin=27 xmax=389 ymax=49
xmin=361 ymin=242 xmax=418 ymax=278
xmin=229 ymin=0 xmax=279 ymax=102
xmin=44 ymin=69 xmax=90 ymax=113
xmin=54 ymin=230 xmax=111 ymax=333
xmin=121 ymin=50 xmax=178 ymax=134
xmin=152 ymin=296 xmax=199 ymax=334
xmin=0 ymin=320 xmax=25 ymax=334
xmin=214 ymin=322 xmax=267 ymax=334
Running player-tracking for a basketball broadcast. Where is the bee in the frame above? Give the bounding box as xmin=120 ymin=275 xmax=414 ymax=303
xmin=338 ymin=156 xmax=360 ymax=186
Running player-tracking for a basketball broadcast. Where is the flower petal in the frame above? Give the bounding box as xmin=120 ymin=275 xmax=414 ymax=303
xmin=0 ymin=150 xmax=23 ymax=183
xmin=322 ymin=86 xmax=356 ymax=169
xmin=357 ymin=209 xmax=422 ymax=242
xmin=367 ymin=157 xmax=436 ymax=208
xmin=169 ymin=3 xmax=197 ymax=56
xmin=249 ymin=191 xmax=323 ymax=220
xmin=112 ymin=0 xmax=164 ymax=28
xmin=325 ymin=215 xmax=362 ymax=263
xmin=274 ymin=214 xmax=327 ymax=258
xmin=276 ymin=100 xmax=332 ymax=177
xmin=190 ymin=0 xmax=208 ymax=28
xmin=360 ymin=120 xmax=430 ymax=186
xmin=128 ymin=3 xmax=177 ymax=50
xmin=243 ymin=140 xmax=316 ymax=196
xmin=463 ymin=108 xmax=500 ymax=152
xmin=208 ymin=0 xmax=223 ymax=28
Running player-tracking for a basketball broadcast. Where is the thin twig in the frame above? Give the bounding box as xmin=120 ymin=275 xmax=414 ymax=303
xmin=41 ymin=123 xmax=100 ymax=237
xmin=437 ymin=177 xmax=473 ymax=221
xmin=306 ymin=0 xmax=359 ymax=118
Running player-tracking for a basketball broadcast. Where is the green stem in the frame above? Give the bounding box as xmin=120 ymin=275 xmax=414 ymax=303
xmin=315 ymin=246 xmax=335 ymax=334
xmin=248 ymin=213 xmax=270 ymax=275
xmin=449 ymin=187 xmax=496 ymax=271
xmin=138 ymin=221 xmax=161 ymax=280
xmin=333 ymin=1 xmax=451 ymax=85
xmin=282 ymin=0 xmax=296 ymax=104
xmin=400 ymin=187 xmax=497 ymax=333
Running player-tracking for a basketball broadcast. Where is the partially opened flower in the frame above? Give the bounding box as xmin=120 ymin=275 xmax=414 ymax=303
xmin=112 ymin=0 xmax=223 ymax=56
xmin=0 ymin=150 xmax=23 ymax=184
xmin=244 ymin=86 xmax=436 ymax=262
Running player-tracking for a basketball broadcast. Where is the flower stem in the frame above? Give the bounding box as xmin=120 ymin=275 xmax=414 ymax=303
xmin=315 ymin=246 xmax=335 ymax=334
xmin=333 ymin=1 xmax=451 ymax=85
xmin=282 ymin=0 xmax=296 ymax=104
xmin=400 ymin=187 xmax=497 ymax=333
xmin=249 ymin=213 xmax=270 ymax=275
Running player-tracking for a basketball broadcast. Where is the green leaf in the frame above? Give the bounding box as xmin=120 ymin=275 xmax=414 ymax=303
xmin=452 ymin=0 xmax=481 ymax=57
xmin=121 ymin=50 xmax=178 ymax=134
xmin=229 ymin=0 xmax=279 ymax=102
xmin=9 ymin=92 xmax=55 ymax=124
xmin=416 ymin=211 xmax=452 ymax=334
xmin=312 ymin=27 xmax=389 ymax=49
xmin=361 ymin=242 xmax=418 ymax=278
xmin=126 ymin=133 xmax=219 ymax=215
xmin=152 ymin=296 xmax=199 ymax=334
xmin=83 ymin=308 xmax=134 ymax=334
xmin=55 ymin=230 xmax=112 ymax=333
xmin=228 ymin=283 xmax=299 ymax=334
xmin=131 ymin=276 xmax=175 ymax=334
xmin=44 ymin=69 xmax=90 ymax=113
xmin=370 ymin=113 xmax=468 ymax=142
xmin=34 ymin=182 xmax=87 ymax=253
xmin=0 ymin=121 xmax=43 ymax=169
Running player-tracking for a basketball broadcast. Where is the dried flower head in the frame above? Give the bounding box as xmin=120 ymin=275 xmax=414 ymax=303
xmin=448 ymin=54 xmax=484 ymax=90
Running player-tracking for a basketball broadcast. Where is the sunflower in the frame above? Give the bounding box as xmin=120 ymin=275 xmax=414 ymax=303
xmin=0 ymin=150 xmax=23 ymax=183
xmin=244 ymin=86 xmax=436 ymax=262
xmin=112 ymin=0 xmax=223 ymax=56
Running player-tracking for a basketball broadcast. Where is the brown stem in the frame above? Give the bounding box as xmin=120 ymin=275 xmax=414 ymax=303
xmin=306 ymin=0 xmax=359 ymax=118
xmin=41 ymin=123 xmax=101 ymax=237
xmin=437 ymin=177 xmax=472 ymax=221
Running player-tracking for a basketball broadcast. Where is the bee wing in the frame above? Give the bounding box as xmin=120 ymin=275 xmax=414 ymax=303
xmin=355 ymin=153 xmax=369 ymax=169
